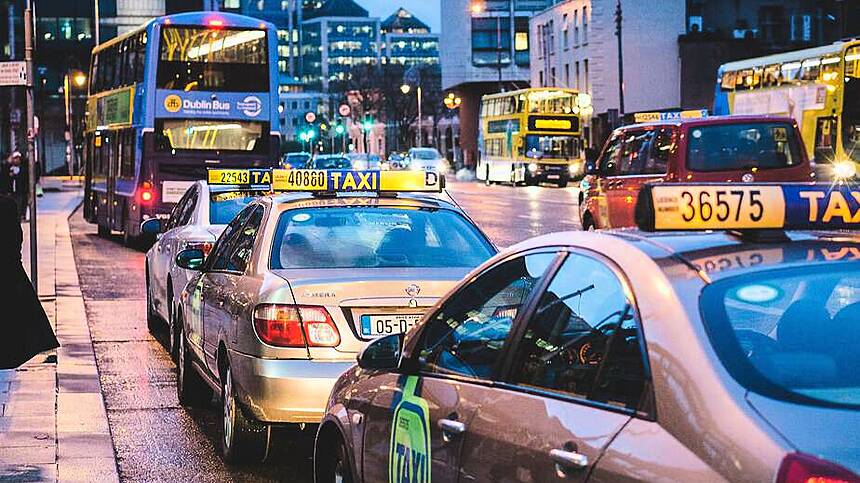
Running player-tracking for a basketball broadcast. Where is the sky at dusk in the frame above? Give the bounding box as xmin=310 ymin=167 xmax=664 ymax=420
xmin=357 ymin=0 xmax=441 ymax=32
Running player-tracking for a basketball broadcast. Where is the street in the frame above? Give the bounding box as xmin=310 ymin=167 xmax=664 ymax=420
xmin=67 ymin=180 xmax=580 ymax=481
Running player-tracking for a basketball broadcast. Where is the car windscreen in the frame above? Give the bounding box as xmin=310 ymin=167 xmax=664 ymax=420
xmin=157 ymin=26 xmax=268 ymax=92
xmin=270 ymin=207 xmax=494 ymax=269
xmin=686 ymin=122 xmax=802 ymax=172
xmin=700 ymin=263 xmax=860 ymax=408
xmin=209 ymin=191 xmax=265 ymax=225
xmin=410 ymin=149 xmax=442 ymax=160
xmin=285 ymin=153 xmax=310 ymax=167
xmin=312 ymin=157 xmax=352 ymax=169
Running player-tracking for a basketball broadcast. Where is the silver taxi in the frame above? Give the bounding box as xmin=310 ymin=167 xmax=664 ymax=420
xmin=142 ymin=180 xmax=266 ymax=357
xmin=316 ymin=182 xmax=860 ymax=483
xmin=172 ymin=169 xmax=496 ymax=463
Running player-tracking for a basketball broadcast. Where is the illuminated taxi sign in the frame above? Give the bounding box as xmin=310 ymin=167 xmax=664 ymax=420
xmin=208 ymin=168 xmax=272 ymax=186
xmin=272 ymin=169 xmax=444 ymax=193
xmin=633 ymin=109 xmax=708 ymax=123
xmin=636 ymin=183 xmax=860 ymax=232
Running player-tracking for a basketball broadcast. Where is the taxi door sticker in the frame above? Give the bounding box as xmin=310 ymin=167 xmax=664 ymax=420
xmin=389 ymin=376 xmax=431 ymax=483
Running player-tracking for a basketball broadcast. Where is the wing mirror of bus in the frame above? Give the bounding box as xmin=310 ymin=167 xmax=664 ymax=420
xmin=140 ymin=218 xmax=164 ymax=235
xmin=176 ymin=249 xmax=206 ymax=271
xmin=357 ymin=333 xmax=402 ymax=371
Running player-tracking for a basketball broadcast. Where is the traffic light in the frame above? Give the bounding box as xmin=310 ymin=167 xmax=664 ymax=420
xmin=362 ymin=119 xmax=373 ymax=132
xmin=306 ymin=129 xmax=316 ymax=140
xmin=334 ymin=124 xmax=345 ymax=135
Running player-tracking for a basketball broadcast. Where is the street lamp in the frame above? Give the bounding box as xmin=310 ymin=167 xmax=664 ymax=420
xmin=444 ymin=92 xmax=462 ymax=110
xmin=401 ymin=84 xmax=422 ymax=148
xmin=64 ymin=70 xmax=87 ymax=178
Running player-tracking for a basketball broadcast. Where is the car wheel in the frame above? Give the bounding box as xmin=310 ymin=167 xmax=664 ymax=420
xmin=177 ymin=325 xmax=213 ymax=407
xmin=221 ymin=365 xmax=271 ymax=464
xmin=557 ymin=179 xmax=569 ymax=188
xmin=145 ymin=265 xmax=160 ymax=333
xmin=315 ymin=431 xmax=353 ymax=483
xmin=582 ymin=213 xmax=596 ymax=231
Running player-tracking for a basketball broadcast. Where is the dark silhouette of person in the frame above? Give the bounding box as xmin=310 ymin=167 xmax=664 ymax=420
xmin=0 ymin=194 xmax=59 ymax=369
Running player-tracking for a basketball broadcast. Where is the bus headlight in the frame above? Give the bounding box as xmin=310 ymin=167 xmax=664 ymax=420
xmin=528 ymin=163 xmax=538 ymax=173
xmin=569 ymin=163 xmax=580 ymax=175
xmin=833 ymin=161 xmax=857 ymax=179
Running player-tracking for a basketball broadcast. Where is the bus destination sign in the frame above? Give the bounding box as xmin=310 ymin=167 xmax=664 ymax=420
xmin=528 ymin=115 xmax=580 ymax=134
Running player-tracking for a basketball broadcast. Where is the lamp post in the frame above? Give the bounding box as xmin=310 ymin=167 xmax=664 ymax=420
xmin=64 ymin=70 xmax=87 ymax=178
xmin=401 ymin=84 xmax=422 ymax=148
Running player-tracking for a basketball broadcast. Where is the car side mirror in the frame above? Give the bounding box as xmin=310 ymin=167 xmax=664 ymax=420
xmin=140 ymin=218 xmax=164 ymax=235
xmin=175 ymin=248 xmax=206 ymax=271
xmin=357 ymin=334 xmax=402 ymax=371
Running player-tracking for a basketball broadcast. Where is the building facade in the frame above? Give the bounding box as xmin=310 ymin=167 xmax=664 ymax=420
xmin=439 ymin=0 xmax=553 ymax=168
xmin=301 ymin=15 xmax=381 ymax=92
xmin=381 ymin=8 xmax=439 ymax=68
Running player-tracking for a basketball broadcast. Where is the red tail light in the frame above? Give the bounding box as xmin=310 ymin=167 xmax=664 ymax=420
xmin=183 ymin=241 xmax=214 ymax=257
xmin=137 ymin=182 xmax=155 ymax=205
xmin=253 ymin=304 xmax=340 ymax=348
xmin=777 ymin=453 xmax=860 ymax=483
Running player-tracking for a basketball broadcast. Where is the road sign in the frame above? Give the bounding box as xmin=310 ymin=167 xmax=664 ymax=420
xmin=338 ymin=104 xmax=351 ymax=117
xmin=0 ymin=61 xmax=27 ymax=86
xmin=305 ymin=111 xmax=317 ymax=123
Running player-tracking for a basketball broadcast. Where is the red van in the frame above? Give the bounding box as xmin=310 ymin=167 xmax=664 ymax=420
xmin=579 ymin=116 xmax=814 ymax=230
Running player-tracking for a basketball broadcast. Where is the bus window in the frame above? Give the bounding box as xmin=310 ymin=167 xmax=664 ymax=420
xmin=736 ymin=69 xmax=754 ymax=90
xmin=89 ymin=54 xmax=99 ymax=93
xmin=720 ymin=71 xmax=736 ymax=91
xmin=158 ymin=119 xmax=266 ymax=152
xmin=762 ymin=65 xmax=780 ymax=87
xmin=157 ymin=26 xmax=268 ymax=92
xmin=120 ymin=130 xmax=135 ymax=179
xmin=517 ymin=94 xmax=526 ymax=113
xmin=780 ymin=61 xmax=801 ymax=83
xmin=135 ymin=32 xmax=146 ymax=84
xmin=524 ymin=135 xmax=579 ymax=160
xmin=800 ymin=58 xmax=821 ymax=81
xmin=847 ymin=47 xmax=860 ymax=78
xmin=821 ymin=56 xmax=841 ymax=82
xmin=113 ymin=45 xmax=124 ymax=89
xmin=124 ymin=38 xmax=136 ymax=86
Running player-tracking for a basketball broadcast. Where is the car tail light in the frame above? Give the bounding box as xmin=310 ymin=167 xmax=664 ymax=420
xmin=183 ymin=241 xmax=214 ymax=257
xmin=777 ymin=453 xmax=860 ymax=483
xmin=137 ymin=182 xmax=155 ymax=205
xmin=253 ymin=304 xmax=340 ymax=348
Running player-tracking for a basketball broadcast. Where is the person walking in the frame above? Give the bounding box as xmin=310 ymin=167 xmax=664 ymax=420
xmin=0 ymin=194 xmax=59 ymax=369
xmin=0 ymin=152 xmax=29 ymax=220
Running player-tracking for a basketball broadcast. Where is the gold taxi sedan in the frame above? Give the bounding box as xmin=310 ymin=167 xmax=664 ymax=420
xmin=172 ymin=169 xmax=496 ymax=463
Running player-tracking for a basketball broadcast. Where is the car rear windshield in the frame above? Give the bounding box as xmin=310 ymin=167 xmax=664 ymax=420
xmin=209 ymin=191 xmax=265 ymax=225
xmin=270 ymin=207 xmax=494 ymax=269
xmin=686 ymin=122 xmax=803 ymax=172
xmin=700 ymin=263 xmax=860 ymax=408
xmin=312 ymin=157 xmax=352 ymax=169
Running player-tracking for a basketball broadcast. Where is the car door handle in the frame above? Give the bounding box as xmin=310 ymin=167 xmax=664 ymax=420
xmin=550 ymin=448 xmax=588 ymax=470
xmin=438 ymin=418 xmax=466 ymax=440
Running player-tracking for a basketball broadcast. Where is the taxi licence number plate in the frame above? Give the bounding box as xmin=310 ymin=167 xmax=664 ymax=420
xmin=360 ymin=314 xmax=422 ymax=337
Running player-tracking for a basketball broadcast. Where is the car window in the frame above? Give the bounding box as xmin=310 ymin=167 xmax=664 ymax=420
xmin=686 ymin=122 xmax=802 ymax=172
xmin=167 ymin=188 xmax=193 ymax=230
xmin=178 ymin=190 xmax=198 ymax=226
xmin=618 ymin=130 xmax=652 ymax=176
xmin=415 ymin=252 xmax=557 ymax=379
xmin=598 ymin=133 xmax=623 ymax=176
xmin=209 ymin=191 xmax=266 ymax=225
xmin=222 ymin=206 xmax=265 ymax=273
xmin=509 ymin=252 xmax=649 ymax=412
xmin=208 ymin=204 xmax=257 ymax=272
xmin=647 ymin=128 xmax=673 ymax=174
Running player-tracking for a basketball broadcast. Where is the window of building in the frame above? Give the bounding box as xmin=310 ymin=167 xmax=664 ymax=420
xmin=584 ymin=59 xmax=589 ymax=92
xmin=575 ymin=61 xmax=580 ymax=90
xmin=582 ymin=6 xmax=588 ymax=44
xmin=564 ymin=63 xmax=570 ymax=87
xmin=562 ymin=14 xmax=569 ymax=49
xmin=472 ymin=17 xmax=512 ymax=66
xmin=551 ymin=67 xmax=556 ymax=87
xmin=574 ymin=10 xmax=579 ymax=46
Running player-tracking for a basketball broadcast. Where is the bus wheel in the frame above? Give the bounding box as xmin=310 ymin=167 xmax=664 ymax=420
xmin=97 ymin=224 xmax=110 ymax=238
xmin=557 ymin=179 xmax=569 ymax=188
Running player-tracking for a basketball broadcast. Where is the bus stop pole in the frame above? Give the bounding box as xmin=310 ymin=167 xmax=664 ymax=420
xmin=24 ymin=0 xmax=37 ymax=291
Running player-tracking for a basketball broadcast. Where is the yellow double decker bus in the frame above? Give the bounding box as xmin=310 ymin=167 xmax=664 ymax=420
xmin=715 ymin=40 xmax=860 ymax=179
xmin=477 ymin=88 xmax=591 ymax=187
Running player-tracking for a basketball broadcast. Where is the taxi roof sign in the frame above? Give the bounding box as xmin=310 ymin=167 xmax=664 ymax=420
xmin=636 ymin=183 xmax=860 ymax=232
xmin=208 ymin=168 xmax=445 ymax=194
xmin=633 ymin=109 xmax=708 ymax=124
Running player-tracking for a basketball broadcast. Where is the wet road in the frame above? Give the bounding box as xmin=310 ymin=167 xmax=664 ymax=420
xmin=68 ymin=180 xmax=580 ymax=481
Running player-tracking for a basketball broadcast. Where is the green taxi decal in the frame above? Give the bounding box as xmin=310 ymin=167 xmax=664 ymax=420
xmin=389 ymin=376 xmax=431 ymax=483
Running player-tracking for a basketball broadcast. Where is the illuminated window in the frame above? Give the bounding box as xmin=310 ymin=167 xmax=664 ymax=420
xmin=515 ymin=32 xmax=528 ymax=51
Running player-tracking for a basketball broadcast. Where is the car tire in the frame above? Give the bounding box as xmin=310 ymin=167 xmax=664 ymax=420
xmin=145 ymin=265 xmax=161 ymax=334
xmin=221 ymin=365 xmax=271 ymax=464
xmin=315 ymin=431 xmax=353 ymax=483
xmin=557 ymin=179 xmax=569 ymax=188
xmin=177 ymin=325 xmax=213 ymax=407
xmin=582 ymin=213 xmax=596 ymax=231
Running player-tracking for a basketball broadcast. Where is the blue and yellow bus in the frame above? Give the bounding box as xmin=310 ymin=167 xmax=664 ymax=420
xmin=83 ymin=12 xmax=281 ymax=243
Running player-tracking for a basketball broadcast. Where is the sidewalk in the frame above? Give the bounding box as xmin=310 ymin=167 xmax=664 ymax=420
xmin=0 ymin=186 xmax=120 ymax=482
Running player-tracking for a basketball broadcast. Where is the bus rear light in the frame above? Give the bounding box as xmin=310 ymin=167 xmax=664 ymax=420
xmin=253 ymin=304 xmax=340 ymax=348
xmin=137 ymin=183 xmax=155 ymax=204
xmin=776 ymin=453 xmax=860 ymax=483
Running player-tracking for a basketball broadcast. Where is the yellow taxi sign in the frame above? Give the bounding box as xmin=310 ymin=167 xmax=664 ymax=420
xmin=272 ymin=169 xmax=444 ymax=193
xmin=633 ymin=109 xmax=708 ymax=123
xmin=208 ymin=169 xmax=273 ymax=186
xmin=636 ymin=183 xmax=860 ymax=231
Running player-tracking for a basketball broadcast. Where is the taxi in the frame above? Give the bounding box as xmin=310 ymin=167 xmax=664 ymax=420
xmin=579 ymin=115 xmax=814 ymax=230
xmin=141 ymin=171 xmax=271 ymax=358
xmin=315 ymin=182 xmax=860 ymax=483
xmin=171 ymin=168 xmax=496 ymax=463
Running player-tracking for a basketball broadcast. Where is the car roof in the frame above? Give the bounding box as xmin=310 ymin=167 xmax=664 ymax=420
xmin=618 ymin=114 xmax=798 ymax=131
xmin=262 ymin=191 xmax=462 ymax=212
xmin=511 ymin=229 xmax=860 ymax=282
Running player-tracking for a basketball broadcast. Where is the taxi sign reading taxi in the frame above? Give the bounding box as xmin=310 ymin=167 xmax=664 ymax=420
xmin=636 ymin=183 xmax=860 ymax=231
xmin=272 ymin=169 xmax=444 ymax=193
xmin=208 ymin=168 xmax=272 ymax=186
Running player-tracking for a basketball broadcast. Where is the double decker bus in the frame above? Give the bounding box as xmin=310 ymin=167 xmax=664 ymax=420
xmin=477 ymin=88 xmax=591 ymax=187
xmin=715 ymin=40 xmax=860 ymax=179
xmin=83 ymin=12 xmax=280 ymax=243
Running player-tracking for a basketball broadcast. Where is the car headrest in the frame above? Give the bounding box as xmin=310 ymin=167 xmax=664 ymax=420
xmin=777 ymin=299 xmax=832 ymax=352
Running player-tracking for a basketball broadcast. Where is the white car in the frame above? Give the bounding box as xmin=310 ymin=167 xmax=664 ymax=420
xmin=142 ymin=180 xmax=266 ymax=359
xmin=407 ymin=147 xmax=449 ymax=174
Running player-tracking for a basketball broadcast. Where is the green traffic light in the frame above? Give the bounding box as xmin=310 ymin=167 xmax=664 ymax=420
xmin=307 ymin=130 xmax=316 ymax=139
xmin=363 ymin=121 xmax=373 ymax=132
xmin=335 ymin=125 xmax=345 ymax=134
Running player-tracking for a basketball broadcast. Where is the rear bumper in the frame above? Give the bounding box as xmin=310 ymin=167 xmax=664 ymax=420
xmin=229 ymin=349 xmax=354 ymax=424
